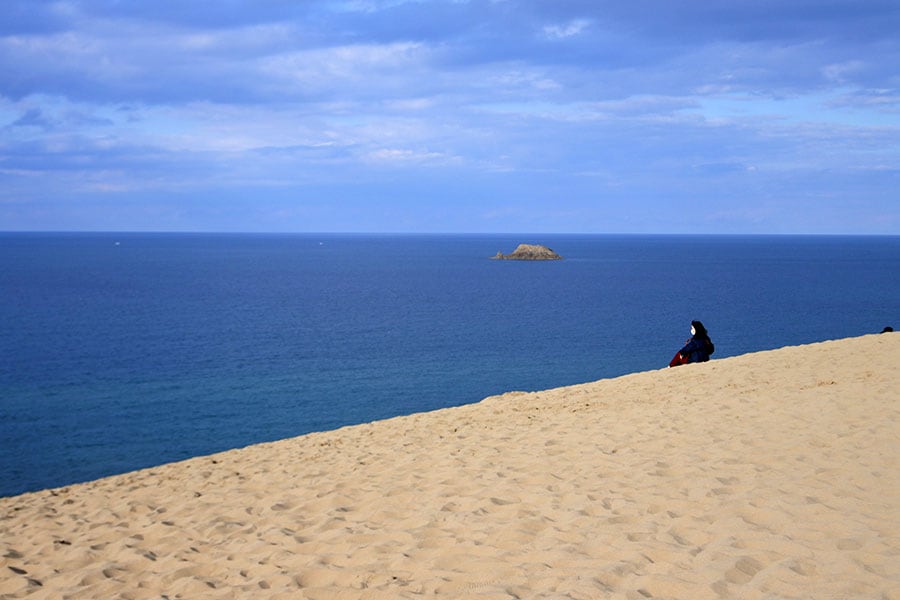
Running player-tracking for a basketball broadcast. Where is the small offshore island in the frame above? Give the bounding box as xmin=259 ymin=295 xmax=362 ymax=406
xmin=492 ymin=243 xmax=562 ymax=261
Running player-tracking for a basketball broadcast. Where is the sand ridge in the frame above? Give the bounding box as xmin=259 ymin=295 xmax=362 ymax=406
xmin=2 ymin=334 xmax=899 ymax=599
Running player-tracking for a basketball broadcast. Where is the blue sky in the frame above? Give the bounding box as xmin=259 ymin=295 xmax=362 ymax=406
xmin=1 ymin=0 xmax=898 ymax=233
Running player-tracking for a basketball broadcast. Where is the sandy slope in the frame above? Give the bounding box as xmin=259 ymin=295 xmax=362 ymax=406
xmin=2 ymin=334 xmax=898 ymax=599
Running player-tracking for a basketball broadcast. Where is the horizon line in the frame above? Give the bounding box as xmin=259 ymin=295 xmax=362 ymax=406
xmin=1 ymin=230 xmax=898 ymax=238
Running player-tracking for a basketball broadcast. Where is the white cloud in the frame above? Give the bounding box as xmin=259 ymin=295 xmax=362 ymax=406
xmin=542 ymin=19 xmax=591 ymax=40
xmin=329 ymin=0 xmax=429 ymax=14
xmin=173 ymin=23 xmax=295 ymax=52
xmin=259 ymin=42 xmax=427 ymax=93
xmin=822 ymin=60 xmax=866 ymax=84
xmin=382 ymin=98 xmax=435 ymax=111
xmin=488 ymin=69 xmax=561 ymax=93
xmin=364 ymin=147 xmax=461 ymax=166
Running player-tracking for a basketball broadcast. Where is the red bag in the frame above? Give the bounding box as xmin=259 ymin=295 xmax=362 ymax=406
xmin=669 ymin=351 xmax=689 ymax=367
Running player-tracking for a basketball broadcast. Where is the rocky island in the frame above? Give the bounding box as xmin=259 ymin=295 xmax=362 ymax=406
xmin=492 ymin=244 xmax=562 ymax=261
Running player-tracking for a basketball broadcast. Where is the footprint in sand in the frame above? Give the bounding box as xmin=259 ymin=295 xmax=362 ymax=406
xmin=725 ymin=556 xmax=765 ymax=584
xmin=294 ymin=567 xmax=338 ymax=587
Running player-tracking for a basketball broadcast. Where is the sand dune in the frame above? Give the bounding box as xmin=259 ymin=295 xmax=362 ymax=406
xmin=2 ymin=334 xmax=898 ymax=599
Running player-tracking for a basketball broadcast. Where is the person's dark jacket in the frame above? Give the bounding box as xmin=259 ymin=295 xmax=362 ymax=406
xmin=679 ymin=335 xmax=714 ymax=363
xmin=678 ymin=320 xmax=715 ymax=363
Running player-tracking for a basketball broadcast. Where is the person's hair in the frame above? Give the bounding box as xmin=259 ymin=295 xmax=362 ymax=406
xmin=691 ymin=320 xmax=708 ymax=337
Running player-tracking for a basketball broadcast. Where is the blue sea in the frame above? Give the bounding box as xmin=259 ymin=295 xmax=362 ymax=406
xmin=1 ymin=233 xmax=898 ymax=498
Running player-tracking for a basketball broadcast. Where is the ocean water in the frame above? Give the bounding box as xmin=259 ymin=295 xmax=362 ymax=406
xmin=1 ymin=233 xmax=898 ymax=498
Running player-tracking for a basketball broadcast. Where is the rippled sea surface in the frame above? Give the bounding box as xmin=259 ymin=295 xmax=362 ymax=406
xmin=2 ymin=233 xmax=898 ymax=497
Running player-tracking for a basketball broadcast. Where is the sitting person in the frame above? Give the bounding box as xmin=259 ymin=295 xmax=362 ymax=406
xmin=669 ymin=320 xmax=715 ymax=367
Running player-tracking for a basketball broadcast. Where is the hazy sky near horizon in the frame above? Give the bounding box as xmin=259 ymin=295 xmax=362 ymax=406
xmin=1 ymin=0 xmax=899 ymax=234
